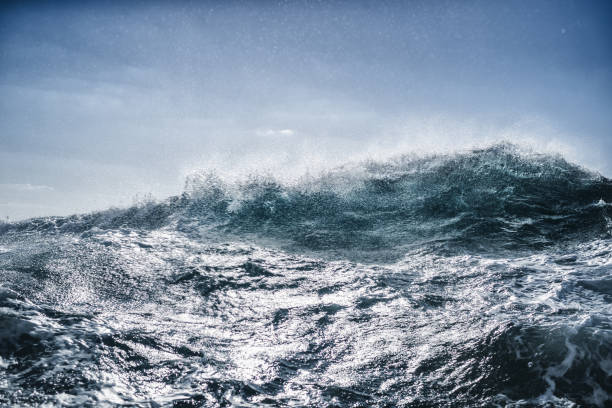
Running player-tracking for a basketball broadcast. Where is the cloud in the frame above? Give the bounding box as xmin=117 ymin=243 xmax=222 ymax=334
xmin=0 ymin=183 xmax=55 ymax=192
xmin=255 ymin=129 xmax=296 ymax=137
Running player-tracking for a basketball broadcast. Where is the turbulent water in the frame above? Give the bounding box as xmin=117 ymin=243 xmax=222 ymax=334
xmin=1 ymin=143 xmax=611 ymax=407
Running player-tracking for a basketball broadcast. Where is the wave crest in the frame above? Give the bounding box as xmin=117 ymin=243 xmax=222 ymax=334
xmin=3 ymin=143 xmax=611 ymax=254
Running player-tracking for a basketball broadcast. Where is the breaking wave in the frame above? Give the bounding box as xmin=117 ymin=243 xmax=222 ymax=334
xmin=3 ymin=143 xmax=611 ymax=256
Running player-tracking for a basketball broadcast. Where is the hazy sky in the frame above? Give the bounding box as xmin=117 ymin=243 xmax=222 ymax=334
xmin=1 ymin=0 xmax=611 ymax=220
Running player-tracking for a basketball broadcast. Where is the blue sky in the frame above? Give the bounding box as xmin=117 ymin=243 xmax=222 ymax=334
xmin=1 ymin=0 xmax=611 ymax=220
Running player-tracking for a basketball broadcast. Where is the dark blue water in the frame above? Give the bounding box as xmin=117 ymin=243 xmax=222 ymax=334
xmin=1 ymin=144 xmax=611 ymax=407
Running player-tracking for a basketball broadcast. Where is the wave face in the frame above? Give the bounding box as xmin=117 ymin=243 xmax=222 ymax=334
xmin=1 ymin=143 xmax=611 ymax=407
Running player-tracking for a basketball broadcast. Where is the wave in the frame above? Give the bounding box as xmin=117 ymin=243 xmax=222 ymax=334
xmin=1 ymin=142 xmax=611 ymax=407
xmin=1 ymin=224 xmax=610 ymax=406
xmin=3 ymin=143 xmax=611 ymax=255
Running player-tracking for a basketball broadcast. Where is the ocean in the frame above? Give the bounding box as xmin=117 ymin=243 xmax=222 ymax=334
xmin=1 ymin=143 xmax=611 ymax=407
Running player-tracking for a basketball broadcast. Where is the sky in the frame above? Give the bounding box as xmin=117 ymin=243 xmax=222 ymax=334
xmin=1 ymin=0 xmax=611 ymax=220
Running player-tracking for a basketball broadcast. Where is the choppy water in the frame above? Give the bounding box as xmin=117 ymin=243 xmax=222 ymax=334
xmin=1 ymin=144 xmax=611 ymax=407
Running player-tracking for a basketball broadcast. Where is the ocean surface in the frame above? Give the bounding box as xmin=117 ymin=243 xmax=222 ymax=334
xmin=1 ymin=143 xmax=611 ymax=407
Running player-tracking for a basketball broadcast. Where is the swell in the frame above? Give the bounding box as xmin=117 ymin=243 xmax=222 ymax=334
xmin=2 ymin=143 xmax=611 ymax=254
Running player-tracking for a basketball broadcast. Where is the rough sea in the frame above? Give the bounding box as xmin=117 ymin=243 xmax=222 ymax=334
xmin=1 ymin=143 xmax=611 ymax=407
